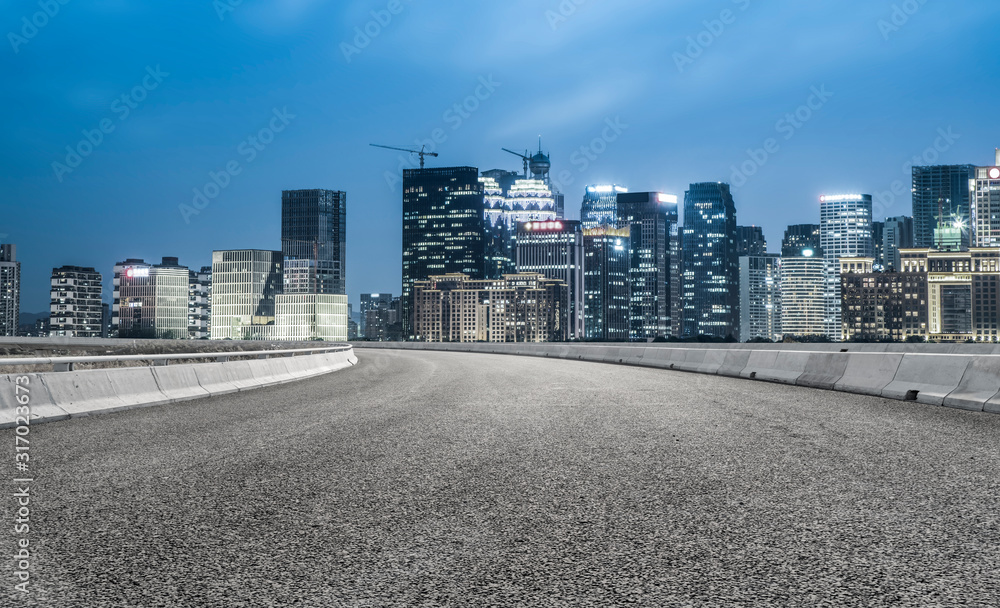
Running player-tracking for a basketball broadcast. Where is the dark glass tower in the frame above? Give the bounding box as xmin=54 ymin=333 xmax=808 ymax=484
xmin=402 ymin=167 xmax=487 ymax=338
xmin=781 ymin=224 xmax=821 ymax=258
xmin=616 ymin=192 xmax=678 ymax=341
xmin=911 ymin=165 xmax=975 ymax=249
xmin=581 ymin=185 xmax=628 ymax=230
xmin=735 ymin=225 xmax=767 ymax=256
xmin=583 ymin=226 xmax=631 ymax=341
xmin=281 ymin=189 xmax=347 ymax=295
xmin=681 ymin=183 xmax=739 ymax=339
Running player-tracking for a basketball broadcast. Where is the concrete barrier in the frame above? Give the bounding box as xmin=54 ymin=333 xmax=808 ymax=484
xmin=881 ymin=354 xmax=975 ymax=406
xmin=106 ymin=367 xmax=169 ymax=408
xmin=834 ymin=353 xmax=904 ymax=397
xmin=740 ymin=351 xmax=803 ymax=385
xmin=795 ymin=352 xmax=851 ymax=390
xmin=942 ymin=358 xmax=1000 ymax=412
xmin=0 ymin=374 xmax=68 ymax=426
xmin=717 ymin=350 xmax=752 ymax=378
xmin=152 ymin=365 xmax=212 ymax=402
xmin=40 ymin=370 xmax=128 ymax=416
xmin=192 ymin=363 xmax=243 ymax=396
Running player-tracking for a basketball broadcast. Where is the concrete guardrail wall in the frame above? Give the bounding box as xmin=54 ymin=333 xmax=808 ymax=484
xmin=0 ymin=347 xmax=358 ymax=428
xmin=355 ymin=342 xmax=1000 ymax=415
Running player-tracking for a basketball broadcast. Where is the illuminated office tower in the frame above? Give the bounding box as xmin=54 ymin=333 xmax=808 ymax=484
xmin=113 ymin=257 xmax=189 ymax=339
xmin=50 ymin=266 xmax=103 ymax=338
xmin=819 ymin=194 xmax=874 ymax=341
xmin=360 ymin=293 xmax=394 ymax=339
xmin=617 ymin=192 xmax=679 ymax=340
xmin=971 ymin=151 xmax=1000 ymax=247
xmin=681 ymin=183 xmax=739 ymax=339
xmin=739 ymin=254 xmax=781 ymax=342
xmin=402 ymin=167 xmax=488 ymax=338
xmin=210 ymin=250 xmax=283 ymax=340
xmin=0 ymin=244 xmax=19 ymax=337
xmin=281 ymin=189 xmax=347 ymax=295
xmin=779 ymin=251 xmax=826 ymax=338
xmin=781 ymin=224 xmax=821 ymax=258
xmin=912 ymin=164 xmax=975 ymax=249
xmin=872 ymin=221 xmax=885 ymax=269
xmin=583 ymin=226 xmax=631 ymax=341
xmin=736 ymin=225 xmax=766 ymax=256
xmin=581 ymin=185 xmax=628 ymax=230
xmin=516 ymin=220 xmax=584 ymax=339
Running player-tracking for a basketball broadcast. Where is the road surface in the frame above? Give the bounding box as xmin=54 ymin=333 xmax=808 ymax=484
xmin=5 ymin=349 xmax=999 ymax=606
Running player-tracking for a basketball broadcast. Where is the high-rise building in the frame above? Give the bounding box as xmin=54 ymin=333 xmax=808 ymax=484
xmin=581 ymin=185 xmax=628 ymax=230
xmin=582 ymin=226 xmax=631 ymax=342
xmin=617 ymin=192 xmax=679 ymax=340
xmin=735 ymin=226 xmax=767 ymax=256
xmin=820 ymin=194 xmax=874 ymax=341
xmin=781 ymin=224 xmax=821 ymax=258
xmin=402 ymin=167 xmax=488 ymax=338
xmin=113 ymin=257 xmax=189 ymax=339
xmin=210 ymin=250 xmax=283 ymax=340
xmin=739 ymin=254 xmax=781 ymax=342
xmin=681 ymin=183 xmax=739 ymax=339
xmin=281 ymin=189 xmax=347 ymax=295
xmin=872 ymin=221 xmax=885 ymax=269
xmin=840 ymin=258 xmax=927 ymax=342
xmin=188 ymin=266 xmax=212 ymax=339
xmin=779 ymin=252 xmax=826 ymax=338
xmin=49 ymin=266 xmax=103 ymax=337
xmin=0 ymin=244 xmax=19 ymax=337
xmin=971 ymin=151 xmax=1000 ymax=248
xmin=883 ymin=216 xmax=914 ymax=271
xmin=412 ymin=273 xmax=567 ymax=343
xmin=101 ymin=302 xmax=111 ymax=338
xmin=274 ymin=294 xmax=348 ymax=341
xmin=911 ymin=164 xmax=975 ymax=249
xmin=360 ymin=293 xmax=394 ymax=339
xmin=516 ymin=220 xmax=584 ymax=340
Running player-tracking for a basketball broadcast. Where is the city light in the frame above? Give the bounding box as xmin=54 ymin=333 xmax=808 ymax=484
xmin=990 ymin=167 xmax=1000 ymax=179
xmin=125 ymin=267 xmax=149 ymax=279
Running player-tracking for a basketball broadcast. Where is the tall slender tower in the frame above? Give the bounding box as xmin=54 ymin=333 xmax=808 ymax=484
xmin=281 ymin=189 xmax=347 ymax=295
xmin=819 ymin=194 xmax=874 ymax=341
xmin=681 ymin=183 xmax=740 ymax=339
xmin=0 ymin=244 xmax=20 ymax=337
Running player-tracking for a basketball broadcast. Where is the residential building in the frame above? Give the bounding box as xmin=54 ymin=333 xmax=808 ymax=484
xmin=582 ymin=226 xmax=631 ymax=341
xmin=681 ymin=183 xmax=740 ymax=339
xmin=360 ymin=293 xmax=394 ymax=339
xmin=739 ymin=254 xmax=781 ymax=342
xmin=840 ymin=258 xmax=927 ymax=342
xmin=516 ymin=220 xmax=584 ymax=339
xmin=0 ymin=244 xmax=19 ymax=337
xmin=49 ymin=266 xmax=103 ymax=337
xmin=188 ymin=266 xmax=212 ymax=339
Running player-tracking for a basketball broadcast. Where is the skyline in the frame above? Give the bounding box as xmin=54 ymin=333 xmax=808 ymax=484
xmin=4 ymin=1 xmax=1000 ymax=312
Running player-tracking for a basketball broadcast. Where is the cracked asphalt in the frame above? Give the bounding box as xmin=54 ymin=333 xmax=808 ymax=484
xmin=4 ymin=349 xmax=1000 ymax=607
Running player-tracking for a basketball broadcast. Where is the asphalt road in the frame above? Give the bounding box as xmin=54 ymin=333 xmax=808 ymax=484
xmin=5 ymin=349 xmax=1000 ymax=607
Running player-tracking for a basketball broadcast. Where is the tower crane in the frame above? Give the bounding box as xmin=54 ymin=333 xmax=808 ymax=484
xmin=501 ymin=148 xmax=530 ymax=178
xmin=370 ymin=144 xmax=439 ymax=169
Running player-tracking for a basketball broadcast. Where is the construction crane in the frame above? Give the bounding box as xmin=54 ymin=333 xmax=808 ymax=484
xmin=502 ymin=148 xmax=530 ymax=178
xmin=370 ymin=144 xmax=439 ymax=169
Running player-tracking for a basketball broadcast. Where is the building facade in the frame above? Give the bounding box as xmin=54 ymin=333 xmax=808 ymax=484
xmin=188 ymin=266 xmax=212 ymax=339
xmin=840 ymin=258 xmax=927 ymax=342
xmin=971 ymin=152 xmax=1000 ymax=248
xmin=402 ymin=167 xmax=488 ymax=338
xmin=281 ymin=189 xmax=347 ymax=295
xmin=736 ymin=226 xmax=767 ymax=256
xmin=912 ymin=164 xmax=975 ymax=249
xmin=516 ymin=220 xmax=584 ymax=340
xmin=359 ymin=293 xmax=394 ymax=339
xmin=820 ymin=194 xmax=874 ymax=341
xmin=779 ymin=254 xmax=826 ymax=338
xmin=739 ymin=255 xmax=781 ymax=342
xmin=781 ymin=224 xmax=821 ymax=258
xmin=50 ymin=266 xmax=103 ymax=338
xmin=0 ymin=244 xmax=19 ymax=337
xmin=210 ymin=250 xmax=283 ymax=340
xmin=582 ymin=226 xmax=631 ymax=341
xmin=273 ymin=294 xmax=348 ymax=341
xmin=618 ymin=192 xmax=679 ymax=340
xmin=681 ymin=183 xmax=739 ymax=339
xmin=113 ymin=257 xmax=189 ymax=339
xmin=883 ymin=216 xmax=914 ymax=271
xmin=412 ymin=273 xmax=567 ymax=343
xmin=581 ymin=184 xmax=628 ymax=230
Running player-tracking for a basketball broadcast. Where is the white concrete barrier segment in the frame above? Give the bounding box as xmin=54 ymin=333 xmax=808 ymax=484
xmin=106 ymin=367 xmax=170 ymax=408
xmin=0 ymin=373 xmax=68 ymax=426
xmin=942 ymin=358 xmax=1000 ymax=412
xmin=881 ymin=354 xmax=975 ymax=406
xmin=834 ymin=353 xmax=904 ymax=397
xmin=795 ymin=352 xmax=851 ymax=390
xmin=40 ymin=370 xmax=127 ymax=416
xmin=152 ymin=365 xmax=212 ymax=402
xmin=740 ymin=351 xmax=803 ymax=385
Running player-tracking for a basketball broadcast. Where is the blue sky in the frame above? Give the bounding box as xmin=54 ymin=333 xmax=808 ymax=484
xmin=2 ymin=0 xmax=999 ymax=312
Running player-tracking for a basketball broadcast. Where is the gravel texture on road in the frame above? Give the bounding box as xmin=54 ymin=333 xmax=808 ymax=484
xmin=4 ymin=349 xmax=999 ymax=607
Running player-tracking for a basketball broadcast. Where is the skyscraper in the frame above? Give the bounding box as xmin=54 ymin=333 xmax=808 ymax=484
xmin=820 ymin=194 xmax=874 ymax=341
xmin=735 ymin=225 xmax=767 ymax=256
xmin=583 ymin=226 xmax=631 ymax=341
xmin=188 ymin=266 xmax=212 ymax=339
xmin=872 ymin=221 xmax=885 ymax=269
xmin=779 ymin=253 xmax=826 ymax=338
xmin=0 ymin=244 xmax=19 ymax=337
xmin=50 ymin=266 xmax=103 ymax=338
xmin=281 ymin=189 xmax=347 ymax=295
xmin=516 ymin=220 xmax=585 ymax=340
xmin=402 ymin=167 xmax=488 ymax=338
xmin=883 ymin=216 xmax=914 ymax=271
xmin=781 ymin=224 xmax=821 ymax=258
xmin=739 ymin=254 xmax=781 ymax=342
xmin=681 ymin=183 xmax=739 ymax=339
xmin=581 ymin=185 xmax=628 ymax=230
xmin=360 ymin=293 xmax=394 ymax=339
xmin=912 ymin=164 xmax=975 ymax=249
xmin=971 ymin=151 xmax=1000 ymax=248
xmin=113 ymin=257 xmax=189 ymax=339
xmin=617 ymin=192 xmax=679 ymax=340
xmin=210 ymin=250 xmax=283 ymax=340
